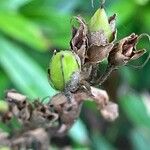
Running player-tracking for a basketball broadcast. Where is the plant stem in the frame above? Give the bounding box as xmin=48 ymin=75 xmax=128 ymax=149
xmin=96 ymin=64 xmax=116 ymax=85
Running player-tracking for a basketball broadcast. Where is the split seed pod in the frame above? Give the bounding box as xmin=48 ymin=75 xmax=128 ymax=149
xmin=48 ymin=51 xmax=81 ymax=91
xmin=108 ymin=33 xmax=146 ymax=66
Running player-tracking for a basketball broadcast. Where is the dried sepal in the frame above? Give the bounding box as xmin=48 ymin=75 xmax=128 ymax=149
xmin=89 ymin=87 xmax=119 ymax=121
xmin=70 ymin=16 xmax=88 ymax=65
xmin=86 ymin=87 xmax=119 ymax=121
xmin=74 ymin=87 xmax=119 ymax=121
xmin=100 ymin=101 xmax=119 ymax=121
xmin=90 ymin=86 xmax=109 ymax=107
xmin=86 ymin=43 xmax=114 ymax=63
xmin=108 ymin=33 xmax=147 ymax=66
xmin=131 ymin=49 xmax=146 ymax=60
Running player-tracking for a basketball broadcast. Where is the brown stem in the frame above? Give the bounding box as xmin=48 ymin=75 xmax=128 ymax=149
xmin=0 ymin=88 xmax=118 ymax=148
xmin=96 ymin=64 xmax=117 ymax=85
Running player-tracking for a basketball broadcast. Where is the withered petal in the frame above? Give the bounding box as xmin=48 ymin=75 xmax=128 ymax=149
xmin=108 ymin=48 xmax=130 ymax=66
xmin=125 ymin=34 xmax=138 ymax=46
xmin=123 ymin=46 xmax=133 ymax=57
xmin=71 ymin=26 xmax=78 ymax=40
xmin=70 ymin=16 xmax=88 ymax=65
xmin=70 ymin=16 xmax=88 ymax=50
xmin=76 ymin=46 xmax=86 ymax=59
xmin=114 ymin=38 xmax=126 ymax=53
xmin=116 ymin=34 xmax=137 ymax=54
xmin=131 ymin=49 xmax=146 ymax=60
xmin=100 ymin=101 xmax=119 ymax=121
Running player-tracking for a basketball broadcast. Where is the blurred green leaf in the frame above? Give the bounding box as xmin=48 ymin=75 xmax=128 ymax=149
xmin=120 ymin=94 xmax=150 ymax=128
xmin=0 ymin=0 xmax=31 ymax=11
xmin=20 ymin=0 xmax=79 ymax=14
xmin=0 ymin=72 xmax=10 ymax=98
xmin=69 ymin=119 xmax=89 ymax=145
xmin=142 ymin=8 xmax=150 ymax=31
xmin=21 ymin=7 xmax=71 ymax=49
xmin=0 ymin=122 xmax=10 ymax=133
xmin=130 ymin=128 xmax=150 ymax=150
xmin=9 ymin=117 xmax=22 ymax=132
xmin=56 ymin=0 xmax=80 ymax=13
xmin=133 ymin=0 xmax=149 ymax=5
xmin=119 ymin=67 xmax=139 ymax=87
xmin=0 ymin=11 xmax=49 ymax=51
xmin=91 ymin=132 xmax=116 ymax=150
xmin=0 ymin=117 xmax=21 ymax=134
xmin=108 ymin=0 xmax=137 ymax=26
xmin=0 ymin=36 xmax=56 ymax=99
xmin=0 ymin=147 xmax=10 ymax=150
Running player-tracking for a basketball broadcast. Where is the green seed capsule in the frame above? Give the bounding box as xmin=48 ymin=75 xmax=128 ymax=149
xmin=89 ymin=8 xmax=112 ymax=41
xmin=0 ymin=100 xmax=9 ymax=113
xmin=48 ymin=51 xmax=81 ymax=91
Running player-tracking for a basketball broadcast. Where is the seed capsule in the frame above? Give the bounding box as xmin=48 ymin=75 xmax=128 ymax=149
xmin=89 ymin=8 xmax=112 ymax=42
xmin=0 ymin=100 xmax=9 ymax=113
xmin=48 ymin=51 xmax=81 ymax=91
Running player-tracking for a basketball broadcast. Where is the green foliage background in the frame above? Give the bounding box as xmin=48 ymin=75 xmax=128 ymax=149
xmin=0 ymin=0 xmax=149 ymax=149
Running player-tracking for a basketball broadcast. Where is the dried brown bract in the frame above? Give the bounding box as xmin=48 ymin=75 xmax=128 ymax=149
xmin=70 ymin=16 xmax=88 ymax=65
xmin=108 ymin=33 xmax=146 ymax=66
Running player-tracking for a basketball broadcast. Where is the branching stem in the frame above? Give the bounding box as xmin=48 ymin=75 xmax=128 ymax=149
xmin=97 ymin=64 xmax=117 ymax=85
